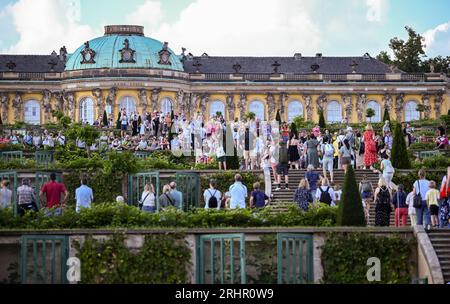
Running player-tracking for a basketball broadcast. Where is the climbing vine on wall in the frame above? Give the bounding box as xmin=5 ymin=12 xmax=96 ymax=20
xmin=321 ymin=232 xmax=416 ymax=284
xmin=74 ymin=233 xmax=191 ymax=284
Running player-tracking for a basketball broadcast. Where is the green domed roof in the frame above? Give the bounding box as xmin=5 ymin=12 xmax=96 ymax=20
xmin=65 ymin=25 xmax=184 ymax=71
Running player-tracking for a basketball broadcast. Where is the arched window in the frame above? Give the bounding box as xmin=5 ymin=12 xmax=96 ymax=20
xmin=287 ymin=101 xmax=304 ymax=122
xmin=119 ymin=96 xmax=137 ymax=115
xmin=160 ymin=97 xmax=173 ymax=115
xmin=404 ymin=101 xmax=420 ymax=122
xmin=366 ymin=101 xmax=381 ymax=122
xmin=248 ymin=100 xmax=265 ymax=121
xmin=327 ymin=101 xmax=342 ymax=123
xmin=80 ymin=97 xmax=95 ymax=125
xmin=24 ymin=100 xmax=40 ymax=125
xmin=209 ymin=100 xmax=225 ymax=118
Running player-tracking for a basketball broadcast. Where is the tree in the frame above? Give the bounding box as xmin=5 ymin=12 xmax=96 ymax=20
xmin=391 ymin=123 xmax=411 ymax=169
xmin=337 ymin=166 xmax=366 ymax=226
xmin=66 ymin=124 xmax=100 ymax=157
xmin=422 ymin=56 xmax=450 ymax=75
xmin=318 ymin=110 xmax=326 ymax=129
xmin=102 ymin=110 xmax=108 ymax=127
xmin=366 ymin=108 xmax=375 ymax=123
xmin=382 ymin=108 xmax=390 ymax=122
xmin=376 ymin=51 xmax=392 ymax=65
xmin=245 ymin=112 xmax=256 ymax=122
xmin=388 ymin=26 xmax=426 ymax=73
xmin=416 ymin=104 xmax=425 ymax=120
xmin=289 ymin=122 xmax=298 ymax=137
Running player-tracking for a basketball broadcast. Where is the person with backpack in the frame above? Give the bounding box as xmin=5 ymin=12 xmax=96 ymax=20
xmin=359 ymin=175 xmax=374 ymax=221
xmin=321 ymin=136 xmax=335 ymax=184
xmin=413 ymin=169 xmax=431 ymax=228
xmin=315 ymin=178 xmax=336 ymax=206
xmin=250 ymin=182 xmax=269 ymax=208
xmin=204 ymin=179 xmax=222 ymax=210
xmin=374 ymin=177 xmax=392 ymax=227
xmin=274 ymin=141 xmax=290 ymax=191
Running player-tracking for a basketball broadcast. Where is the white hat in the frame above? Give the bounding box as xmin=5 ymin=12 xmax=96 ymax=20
xmin=347 ymin=127 xmax=353 ymax=131
xmin=116 ymin=196 xmax=125 ymax=203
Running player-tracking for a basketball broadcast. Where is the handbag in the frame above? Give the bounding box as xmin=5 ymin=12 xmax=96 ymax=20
xmin=138 ymin=192 xmax=151 ymax=210
xmin=413 ymin=181 xmax=423 ymax=208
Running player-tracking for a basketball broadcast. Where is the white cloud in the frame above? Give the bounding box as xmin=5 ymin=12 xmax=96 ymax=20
xmin=2 ymin=0 xmax=98 ymax=54
xmin=366 ymin=0 xmax=388 ymax=23
xmin=423 ymin=21 xmax=450 ymax=57
xmin=150 ymin=0 xmax=322 ymax=56
xmin=125 ymin=0 xmax=162 ymax=32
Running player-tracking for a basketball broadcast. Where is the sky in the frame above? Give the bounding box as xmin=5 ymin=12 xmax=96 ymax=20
xmin=0 ymin=0 xmax=449 ymax=58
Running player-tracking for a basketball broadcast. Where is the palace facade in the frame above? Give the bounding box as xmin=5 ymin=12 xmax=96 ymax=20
xmin=0 ymin=25 xmax=448 ymax=126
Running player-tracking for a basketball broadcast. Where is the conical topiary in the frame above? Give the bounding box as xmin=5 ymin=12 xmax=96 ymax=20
xmin=318 ymin=110 xmax=326 ymax=129
xmin=337 ymin=166 xmax=366 ymax=226
xmin=102 ymin=110 xmax=108 ymax=127
xmin=275 ymin=110 xmax=282 ymax=125
xmin=116 ymin=111 xmax=121 ymax=129
xmin=391 ymin=123 xmax=411 ymax=169
xmin=382 ymin=107 xmax=390 ymax=122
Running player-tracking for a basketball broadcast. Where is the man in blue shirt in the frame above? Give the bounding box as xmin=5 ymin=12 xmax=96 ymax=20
xmin=75 ymin=179 xmax=94 ymax=213
xmin=229 ymin=174 xmax=248 ymax=209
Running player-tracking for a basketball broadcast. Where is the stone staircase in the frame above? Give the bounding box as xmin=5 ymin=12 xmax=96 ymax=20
xmin=367 ymin=199 xmax=412 ymax=227
xmin=269 ymin=169 xmax=380 ymax=212
xmin=427 ymin=229 xmax=450 ymax=283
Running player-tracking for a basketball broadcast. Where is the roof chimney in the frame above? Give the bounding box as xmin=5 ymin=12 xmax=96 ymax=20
xmin=294 ymin=53 xmax=302 ymax=60
xmin=316 ymin=53 xmax=323 ymax=58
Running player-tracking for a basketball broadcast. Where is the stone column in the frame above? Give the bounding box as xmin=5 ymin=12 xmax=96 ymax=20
xmin=92 ymin=88 xmax=104 ymax=118
xmin=239 ymin=93 xmax=247 ymax=121
xmin=395 ymin=93 xmax=405 ymax=122
xmin=138 ymin=89 xmax=148 ymax=115
xmin=303 ymin=95 xmax=313 ymax=122
xmin=150 ymin=88 xmax=161 ymax=113
xmin=63 ymin=91 xmax=76 ymax=121
xmin=12 ymin=92 xmax=23 ymax=122
xmin=434 ymin=92 xmax=443 ymax=119
xmin=226 ymin=94 xmax=236 ymax=121
xmin=278 ymin=92 xmax=288 ymax=120
xmin=106 ymin=87 xmax=117 ymax=119
xmin=53 ymin=91 xmax=64 ymax=113
xmin=0 ymin=93 xmax=9 ymax=124
xmin=383 ymin=93 xmax=393 ymax=121
xmin=342 ymin=94 xmax=353 ymax=123
xmin=356 ymin=93 xmax=368 ymax=122
xmin=42 ymin=89 xmax=53 ymax=123
xmin=421 ymin=93 xmax=431 ymax=120
xmin=200 ymin=93 xmax=209 ymax=117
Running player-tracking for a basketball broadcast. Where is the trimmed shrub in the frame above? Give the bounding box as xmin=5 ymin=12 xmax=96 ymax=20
xmin=337 ymin=166 xmax=366 ymax=226
xmin=318 ymin=110 xmax=326 ymax=129
xmin=382 ymin=107 xmax=390 ymax=122
xmin=391 ymin=123 xmax=411 ymax=169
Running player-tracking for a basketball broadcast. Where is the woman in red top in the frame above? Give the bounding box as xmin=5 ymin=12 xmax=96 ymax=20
xmin=439 ymin=166 xmax=450 ymax=228
xmin=363 ymin=124 xmax=377 ymax=169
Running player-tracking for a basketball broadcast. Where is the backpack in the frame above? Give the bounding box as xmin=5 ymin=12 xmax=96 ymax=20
xmin=319 ymin=187 xmax=333 ymax=205
xmin=207 ymin=190 xmax=218 ymax=208
xmin=324 ymin=144 xmax=334 ymax=158
xmin=377 ymin=187 xmax=391 ymax=205
xmin=413 ymin=181 xmax=423 ymax=208
xmin=279 ymin=145 xmax=288 ymax=164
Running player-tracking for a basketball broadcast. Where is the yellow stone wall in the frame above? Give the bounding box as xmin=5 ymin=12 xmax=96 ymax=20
xmin=2 ymin=90 xmax=448 ymax=124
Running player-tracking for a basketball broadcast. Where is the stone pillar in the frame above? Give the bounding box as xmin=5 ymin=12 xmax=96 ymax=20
xmin=239 ymin=93 xmax=247 ymax=121
xmin=226 ymin=94 xmax=236 ymax=121
xmin=356 ymin=93 xmax=368 ymax=122
xmin=266 ymin=93 xmax=275 ymax=121
xmin=278 ymin=93 xmax=288 ymax=121
xmin=63 ymin=91 xmax=76 ymax=121
xmin=150 ymin=88 xmax=161 ymax=113
xmin=92 ymin=88 xmax=104 ymax=119
xmin=395 ymin=93 xmax=405 ymax=122
xmin=383 ymin=93 xmax=393 ymax=121
xmin=106 ymin=87 xmax=117 ymax=119
xmin=342 ymin=94 xmax=353 ymax=123
xmin=303 ymin=95 xmax=313 ymax=122
xmin=0 ymin=93 xmax=9 ymax=124
xmin=42 ymin=89 xmax=53 ymax=123
xmin=434 ymin=92 xmax=443 ymax=119
xmin=421 ymin=93 xmax=431 ymax=120
xmin=12 ymin=92 xmax=23 ymax=122
xmin=138 ymin=89 xmax=148 ymax=115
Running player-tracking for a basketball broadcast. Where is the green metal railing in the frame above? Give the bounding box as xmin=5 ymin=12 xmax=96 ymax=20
xmin=127 ymin=172 xmax=160 ymax=209
xmin=20 ymin=235 xmax=69 ymax=284
xmin=35 ymin=150 xmax=53 ymax=166
xmin=134 ymin=151 xmax=152 ymax=159
xmin=277 ymin=233 xmax=314 ymax=284
xmin=35 ymin=172 xmax=63 ymax=209
xmin=197 ymin=234 xmax=246 ymax=284
xmin=0 ymin=171 xmax=18 ymax=216
xmin=176 ymin=172 xmax=200 ymax=212
xmin=1 ymin=151 xmax=23 ymax=161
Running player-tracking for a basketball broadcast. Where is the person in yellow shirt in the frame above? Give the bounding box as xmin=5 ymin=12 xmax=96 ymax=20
xmin=332 ymin=133 xmax=339 ymax=170
xmin=425 ymin=181 xmax=440 ymax=228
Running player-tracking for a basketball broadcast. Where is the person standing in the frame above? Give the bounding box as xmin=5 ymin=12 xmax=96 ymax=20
xmin=261 ymin=151 xmax=272 ymax=199
xmin=321 ymin=136 xmax=335 ymax=184
xmin=374 ymin=178 xmax=392 ymax=227
xmin=0 ymin=180 xmax=12 ymax=210
xmin=288 ymin=133 xmax=301 ymax=170
xmin=406 ymin=190 xmax=416 ymax=226
xmin=363 ymin=124 xmax=377 ymax=169
xmin=140 ymin=184 xmax=156 ymax=213
xmin=413 ymin=169 xmax=431 ymax=228
xmin=426 ymin=181 xmax=440 ymax=228
xmin=439 ymin=167 xmax=450 ymax=228
xmin=305 ymin=135 xmax=320 ymax=168
xmin=275 ymin=141 xmax=290 ymax=191
xmin=120 ymin=110 xmax=128 ymax=138
xmin=305 ymin=165 xmax=320 ymax=201
xmin=17 ymin=179 xmax=37 ymax=216
xmin=339 ymin=139 xmax=353 ymax=173
xmin=380 ymin=154 xmax=395 ymax=186
xmin=204 ymin=179 xmax=222 ymax=210
xmin=294 ymin=179 xmax=313 ymax=211
xmin=39 ymin=173 xmax=69 ymax=216
xmin=392 ymin=185 xmax=408 ymax=227
xmin=229 ymin=174 xmax=247 ymax=209
xmin=169 ymin=182 xmax=183 ymax=210
xmin=75 ymin=178 xmax=94 ymax=213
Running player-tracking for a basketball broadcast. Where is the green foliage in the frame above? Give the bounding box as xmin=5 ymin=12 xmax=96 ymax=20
xmin=75 ymin=234 xmax=191 ymax=284
xmin=0 ymin=202 xmax=338 ymax=229
xmin=366 ymin=108 xmax=376 ymax=122
xmin=391 ymin=123 xmax=411 ymax=169
xmin=376 ymin=51 xmax=392 ymax=65
xmin=292 ymin=115 xmax=312 ymax=129
xmin=413 ymin=154 xmax=450 ymax=170
xmin=0 ymin=159 xmax=40 ymax=170
xmin=388 ymin=26 xmax=426 ymax=73
xmin=382 ymin=107 xmax=390 ymax=122
xmin=245 ymin=112 xmax=256 ymax=121
xmin=422 ymin=55 xmax=450 ymax=74
xmin=103 ymin=151 xmax=139 ymax=176
xmin=321 ymin=232 xmax=416 ymax=284
xmin=408 ymin=142 xmax=435 ymax=150
xmin=318 ymin=110 xmax=326 ymax=129
xmin=441 ymin=115 xmax=450 ymax=129
xmin=275 ymin=110 xmax=281 ymax=125
xmin=66 ymin=124 xmax=100 ymax=148
xmin=337 ymin=166 xmax=366 ymax=226
xmin=289 ymin=122 xmax=298 ymax=137
xmin=102 ymin=110 xmax=108 ymax=127
xmin=393 ymin=170 xmax=446 ymax=193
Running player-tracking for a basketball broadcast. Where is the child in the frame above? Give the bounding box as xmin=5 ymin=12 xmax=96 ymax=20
xmin=333 ymin=185 xmax=342 ymax=207
xmin=425 ymin=181 xmax=440 ymax=228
